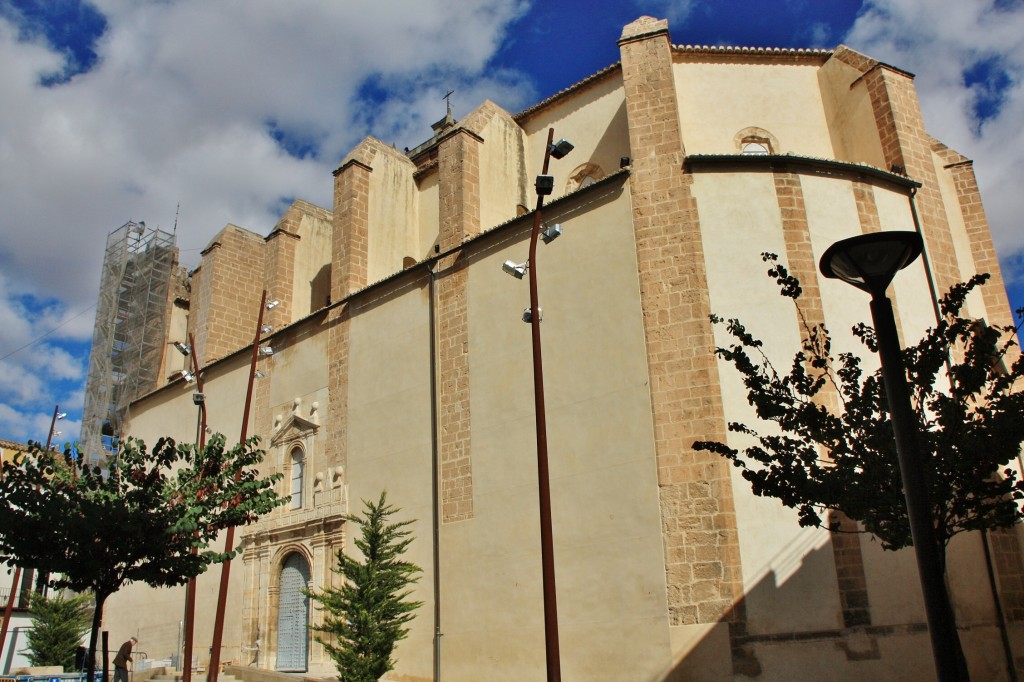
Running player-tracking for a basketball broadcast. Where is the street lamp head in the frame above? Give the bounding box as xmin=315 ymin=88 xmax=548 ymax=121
xmin=541 ymin=224 xmax=563 ymax=244
xmin=548 ymin=139 xmax=574 ymax=159
xmin=535 ymin=174 xmax=555 ymax=197
xmin=502 ymin=260 xmax=527 ymax=279
xmin=819 ymin=231 xmax=923 ymax=296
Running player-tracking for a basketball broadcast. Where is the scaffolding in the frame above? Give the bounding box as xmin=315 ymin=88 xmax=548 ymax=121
xmin=80 ymin=221 xmax=178 ymax=462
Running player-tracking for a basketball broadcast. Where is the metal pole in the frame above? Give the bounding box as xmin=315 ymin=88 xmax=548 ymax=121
xmin=45 ymin=405 xmax=60 ymax=451
xmin=208 ymin=290 xmax=268 ymax=682
xmin=529 ymin=127 xmax=560 ymax=682
xmin=0 ymin=567 xmax=20 ymax=668
xmin=0 ymin=404 xmax=61 ymax=658
xmin=183 ymin=334 xmax=206 ymax=682
xmin=869 ymin=294 xmax=968 ymax=682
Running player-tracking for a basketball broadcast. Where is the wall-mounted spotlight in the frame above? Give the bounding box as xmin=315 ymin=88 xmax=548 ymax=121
xmin=266 ymin=299 xmax=280 ymax=310
xmin=255 ymin=371 xmax=267 ymax=379
xmin=548 ymin=139 xmax=574 ymax=159
xmin=56 ymin=412 xmax=67 ymax=420
xmin=535 ymin=175 xmax=555 ymax=196
xmin=620 ymin=156 xmax=631 ymax=168
xmin=502 ymin=260 xmax=527 ymax=279
xmin=192 ymin=392 xmax=205 ymax=405
xmin=261 ymin=325 xmax=273 ymax=335
xmin=259 ymin=346 xmax=274 ymax=357
xmin=179 ymin=370 xmax=196 ymax=383
xmin=541 ymin=224 xmax=563 ymax=244
xmin=522 ymin=307 xmax=542 ymax=323
xmin=173 ymin=341 xmax=192 ymax=356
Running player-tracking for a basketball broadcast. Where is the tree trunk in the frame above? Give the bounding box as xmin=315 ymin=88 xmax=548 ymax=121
xmin=86 ymin=592 xmax=108 ymax=682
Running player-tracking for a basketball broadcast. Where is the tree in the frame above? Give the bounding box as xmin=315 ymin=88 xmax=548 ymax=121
xmin=0 ymin=433 xmax=286 ymax=681
xmin=309 ymin=491 xmax=423 ymax=682
xmin=25 ymin=592 xmax=92 ymax=670
xmin=694 ymin=254 xmax=1024 ymax=564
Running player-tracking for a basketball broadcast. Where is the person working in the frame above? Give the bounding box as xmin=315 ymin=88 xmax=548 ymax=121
xmin=113 ymin=637 xmax=138 ymax=682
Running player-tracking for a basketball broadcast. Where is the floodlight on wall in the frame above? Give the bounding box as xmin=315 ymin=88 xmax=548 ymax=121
xmin=548 ymin=139 xmax=574 ymax=159
xmin=503 ymin=260 xmax=527 ymax=279
xmin=258 ymin=346 xmax=274 ymax=357
xmin=174 ymin=341 xmax=192 ymax=356
xmin=266 ymin=299 xmax=280 ymax=310
xmin=522 ymin=307 xmax=542 ymax=323
xmin=255 ymin=371 xmax=267 ymax=379
xmin=535 ymin=174 xmax=555 ymax=196
xmin=179 ymin=370 xmax=196 ymax=383
xmin=193 ymin=392 xmax=205 ymax=405
xmin=261 ymin=325 xmax=273 ymax=335
xmin=541 ymin=224 xmax=562 ymax=244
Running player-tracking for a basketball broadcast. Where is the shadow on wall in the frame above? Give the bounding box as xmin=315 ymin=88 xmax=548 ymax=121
xmin=657 ymin=528 xmax=1023 ymax=682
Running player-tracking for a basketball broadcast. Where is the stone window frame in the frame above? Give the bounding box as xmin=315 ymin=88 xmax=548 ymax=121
xmin=565 ymin=162 xmax=605 ymax=194
xmin=734 ymin=126 xmax=780 ymax=155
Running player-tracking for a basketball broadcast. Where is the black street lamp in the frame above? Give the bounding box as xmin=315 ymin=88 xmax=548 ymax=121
xmin=819 ymin=231 xmax=968 ymax=682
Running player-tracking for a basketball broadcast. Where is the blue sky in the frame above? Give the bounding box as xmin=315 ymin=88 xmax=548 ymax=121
xmin=0 ymin=0 xmax=1021 ymax=445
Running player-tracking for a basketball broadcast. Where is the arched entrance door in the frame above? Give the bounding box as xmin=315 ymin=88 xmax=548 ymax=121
xmin=276 ymin=553 xmax=311 ymax=672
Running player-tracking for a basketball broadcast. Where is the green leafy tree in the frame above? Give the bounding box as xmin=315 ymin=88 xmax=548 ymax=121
xmin=694 ymin=254 xmax=1024 ymax=563
xmin=0 ymin=434 xmax=286 ymax=681
xmin=309 ymin=491 xmax=423 ymax=682
xmin=25 ymin=592 xmax=92 ymax=669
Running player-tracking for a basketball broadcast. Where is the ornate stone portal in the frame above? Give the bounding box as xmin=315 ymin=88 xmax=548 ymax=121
xmin=240 ymin=399 xmax=347 ymax=674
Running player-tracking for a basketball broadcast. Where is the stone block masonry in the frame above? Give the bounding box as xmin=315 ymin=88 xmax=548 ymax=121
xmin=619 ymin=16 xmax=744 ymax=629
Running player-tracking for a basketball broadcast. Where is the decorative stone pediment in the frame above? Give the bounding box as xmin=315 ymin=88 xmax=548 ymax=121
xmin=270 ymin=413 xmax=319 ymax=447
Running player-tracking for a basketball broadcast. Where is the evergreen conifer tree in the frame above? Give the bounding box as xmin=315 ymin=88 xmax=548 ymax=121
xmin=310 ymin=491 xmax=422 ymax=682
xmin=25 ymin=592 xmax=92 ymax=670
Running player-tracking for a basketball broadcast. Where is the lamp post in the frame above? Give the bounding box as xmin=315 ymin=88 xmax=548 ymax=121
xmin=525 ymin=128 xmax=572 ymax=682
xmin=819 ymin=231 xmax=967 ymax=682
xmin=175 ymin=336 xmax=206 ymax=682
xmin=208 ymin=291 xmax=274 ymax=682
xmin=0 ymin=406 xmax=66 ymax=660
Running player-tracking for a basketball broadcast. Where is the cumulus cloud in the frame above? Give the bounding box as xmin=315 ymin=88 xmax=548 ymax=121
xmin=0 ymin=0 xmax=535 ymax=440
xmin=844 ymin=0 xmax=1024 ymax=283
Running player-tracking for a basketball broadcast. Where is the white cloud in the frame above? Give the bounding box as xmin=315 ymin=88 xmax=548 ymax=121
xmin=0 ymin=0 xmax=534 ymax=310
xmin=844 ymin=0 xmax=1024 ymax=284
xmin=0 ymin=0 xmax=535 ymax=439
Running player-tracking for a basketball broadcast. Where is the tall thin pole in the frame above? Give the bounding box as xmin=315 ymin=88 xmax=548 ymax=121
xmin=869 ymin=294 xmax=968 ymax=682
xmin=183 ymin=335 xmax=206 ymax=682
xmin=208 ymin=290 xmax=268 ymax=682
xmin=529 ymin=128 xmax=560 ymax=682
xmin=0 ymin=404 xmax=61 ymax=662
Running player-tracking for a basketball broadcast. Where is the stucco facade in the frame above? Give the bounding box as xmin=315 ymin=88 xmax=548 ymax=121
xmin=102 ymin=16 xmax=1022 ymax=681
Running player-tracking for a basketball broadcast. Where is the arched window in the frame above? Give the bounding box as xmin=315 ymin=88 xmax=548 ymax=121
xmin=734 ymin=127 xmax=779 ymax=155
xmin=289 ymin=447 xmax=304 ymax=510
xmin=565 ymin=162 xmax=605 ymax=194
xmin=741 ymin=141 xmax=770 ymax=155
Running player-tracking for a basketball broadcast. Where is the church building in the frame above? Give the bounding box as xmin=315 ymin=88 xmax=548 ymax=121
xmin=101 ymin=16 xmax=1022 ymax=681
